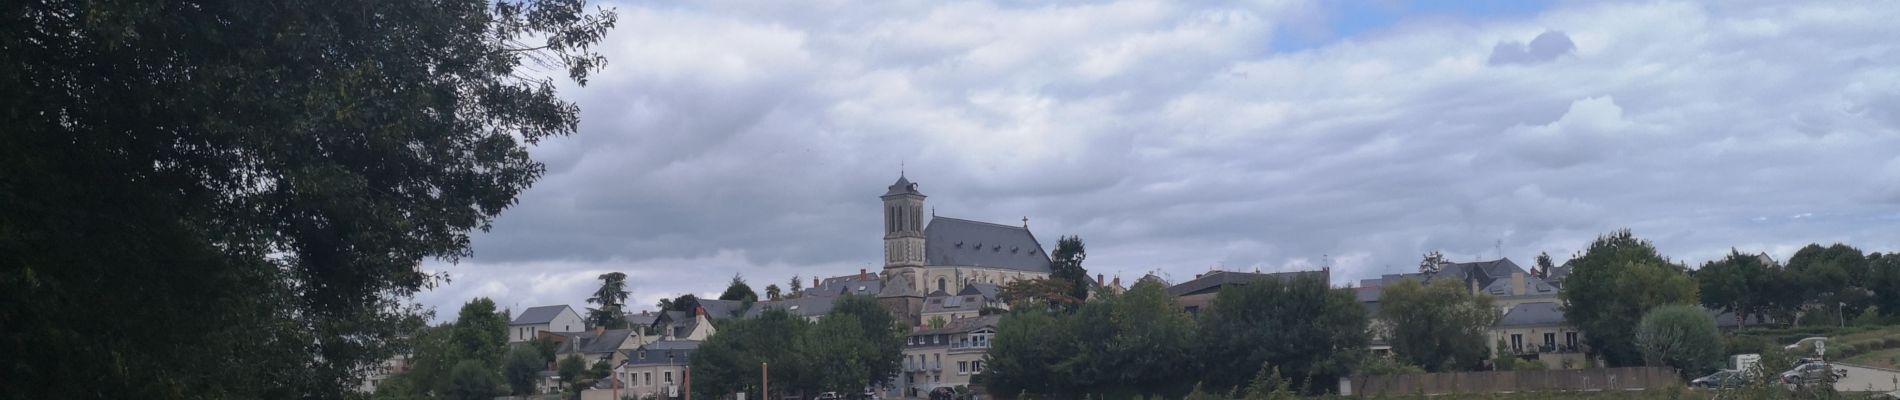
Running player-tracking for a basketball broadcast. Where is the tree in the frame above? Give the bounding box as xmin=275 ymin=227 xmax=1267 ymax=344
xmin=986 ymin=309 xmax=1073 ymax=396
xmin=1558 ymin=230 xmax=1700 ymax=366
xmin=827 ymin=295 xmax=908 ymax=387
xmin=999 ymin=277 xmax=1082 ymax=310
xmin=1534 ymin=252 xmax=1556 ymax=278
xmin=1197 ymin=273 xmax=1367 ymax=394
xmin=690 ymin=309 xmax=808 ymax=400
xmin=0 ymin=0 xmax=615 ymax=396
xmin=557 ymin=355 xmax=587 ymax=391
xmin=446 ymin=359 xmax=501 ymax=400
xmin=1242 ymin=364 xmax=1297 ymax=400
xmin=1420 ymin=251 xmax=1450 ymax=273
xmin=721 ymin=273 xmax=759 ymax=304
xmin=1871 ymin=254 xmax=1900 ymax=318
xmin=502 ymin=346 xmax=545 ymax=395
xmin=452 ymin=298 xmax=510 ymax=368
xmin=1050 ymin=235 xmax=1091 ymax=302
xmin=659 ymin=294 xmax=702 ymax=312
xmin=589 ymin=272 xmax=632 ymax=329
xmin=1696 ymin=250 xmax=1772 ymax=328
xmin=927 ymin=315 xmax=948 ymax=329
xmin=1634 ymin=305 xmax=1724 ymax=377
xmin=531 ymin=336 xmax=561 ymax=363
xmin=1786 ymin=243 xmax=1871 ymax=324
xmin=766 ymin=284 xmax=784 ymax=301
xmin=1378 ymin=279 xmax=1499 ymax=372
xmin=796 ymin=314 xmax=875 ymax=394
xmin=790 ymin=275 xmax=805 ymax=296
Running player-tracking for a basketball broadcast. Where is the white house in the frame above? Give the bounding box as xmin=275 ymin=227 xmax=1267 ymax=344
xmin=510 ymin=305 xmax=585 ymax=343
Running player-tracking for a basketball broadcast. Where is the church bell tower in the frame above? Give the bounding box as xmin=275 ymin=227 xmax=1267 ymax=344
xmin=881 ymin=174 xmax=927 ymax=269
xmin=877 ymin=173 xmax=928 ymax=326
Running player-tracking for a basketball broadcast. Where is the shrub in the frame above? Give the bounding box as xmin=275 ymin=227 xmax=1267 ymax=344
xmin=1635 ymin=305 xmax=1724 ymax=377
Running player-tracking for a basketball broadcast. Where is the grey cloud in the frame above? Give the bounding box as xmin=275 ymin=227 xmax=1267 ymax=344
xmin=1488 ymin=30 xmax=1575 ymax=66
xmin=418 ymin=1 xmax=1900 ymax=319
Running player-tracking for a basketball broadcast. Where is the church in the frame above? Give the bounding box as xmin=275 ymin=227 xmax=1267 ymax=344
xmin=874 ymin=174 xmax=1052 ymax=326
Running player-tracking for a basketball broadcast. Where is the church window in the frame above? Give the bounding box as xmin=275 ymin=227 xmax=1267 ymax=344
xmin=938 ymin=278 xmax=946 ymax=293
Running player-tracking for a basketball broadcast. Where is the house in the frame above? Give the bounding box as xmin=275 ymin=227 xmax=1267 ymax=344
xmin=1491 ymin=302 xmax=1589 ymax=369
xmin=921 ymin=282 xmax=1002 ymax=323
xmin=510 ymin=305 xmax=585 ymax=343
xmin=616 ymin=340 xmax=700 ymax=400
xmin=1360 ymin=258 xmax=1559 ymax=312
xmin=640 ymin=307 xmax=717 ymax=343
xmin=1166 ymin=269 xmax=1331 ymax=315
xmin=550 ymin=327 xmax=638 ymax=366
xmin=748 ymin=294 xmax=843 ymax=322
xmin=899 ymin=315 xmax=999 ymax=398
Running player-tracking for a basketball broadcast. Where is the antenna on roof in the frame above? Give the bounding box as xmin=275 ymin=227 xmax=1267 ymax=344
xmin=1495 ymin=239 xmax=1503 ymax=260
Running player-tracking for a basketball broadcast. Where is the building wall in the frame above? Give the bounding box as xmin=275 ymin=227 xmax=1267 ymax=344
xmin=511 ymin=309 xmax=586 ymax=343
xmin=920 ymin=266 xmax=1043 ymax=295
xmin=619 ymin=363 xmax=690 ymax=399
xmin=899 ymin=329 xmax=995 ymax=396
xmin=1489 ymin=325 xmax=1590 ymax=369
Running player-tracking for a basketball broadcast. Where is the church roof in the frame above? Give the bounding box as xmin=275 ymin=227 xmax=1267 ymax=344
xmin=924 ymin=217 xmax=1051 ymax=273
xmin=884 ymin=176 xmax=924 ymax=197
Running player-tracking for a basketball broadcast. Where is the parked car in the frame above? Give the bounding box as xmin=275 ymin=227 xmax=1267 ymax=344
xmin=1692 ymin=369 xmax=1748 ymax=389
xmin=815 ymin=392 xmax=842 ymax=400
xmin=1780 ymin=362 xmax=1846 ymax=385
xmin=927 ymin=387 xmax=957 ymax=400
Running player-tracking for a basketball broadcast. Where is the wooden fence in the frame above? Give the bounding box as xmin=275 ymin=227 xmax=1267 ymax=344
xmin=1350 ymin=367 xmax=1678 ymax=397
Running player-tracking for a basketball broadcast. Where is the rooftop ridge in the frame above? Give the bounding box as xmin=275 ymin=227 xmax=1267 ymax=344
xmin=930 ymin=215 xmax=1029 ymax=230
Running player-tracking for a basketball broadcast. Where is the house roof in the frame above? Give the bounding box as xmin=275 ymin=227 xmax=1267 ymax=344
xmin=696 ymin=299 xmax=748 ymax=320
xmin=624 ymin=311 xmax=661 ymax=328
xmin=555 ymin=329 xmax=634 ymax=354
xmin=1165 ymin=269 xmax=1330 ymax=297
xmin=923 ymin=287 xmax=1000 ymax=314
xmin=1369 ymin=258 xmax=1556 ymax=298
xmin=1497 ymin=302 xmax=1567 ymax=327
xmin=511 ymin=305 xmax=574 ymax=326
xmin=911 ymin=315 xmax=1001 ymax=336
xmin=957 ymin=282 xmax=1000 ymax=298
xmin=747 ymin=295 xmax=840 ymax=318
xmin=923 ymin=217 xmax=1050 ymax=273
xmin=809 ymin=274 xmax=882 ymax=297
xmin=624 ymin=340 xmax=701 ymax=366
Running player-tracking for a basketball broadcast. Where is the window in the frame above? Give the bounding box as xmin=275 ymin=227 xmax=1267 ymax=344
xmin=665 ymin=372 xmax=673 ymax=384
xmin=639 ymin=351 xmax=646 ymax=359
xmin=938 ymin=278 xmax=946 ymax=293
xmin=973 ymin=361 xmax=984 ymax=373
xmin=645 ymin=372 xmax=652 ymax=386
xmin=1510 ymin=334 xmax=1524 ymax=352
xmin=1543 ymin=333 xmax=1556 ymax=349
xmin=1565 ymin=332 xmax=1579 ymax=349
xmin=958 ymin=361 xmax=968 ymax=374
xmin=934 ymin=354 xmax=941 ymax=369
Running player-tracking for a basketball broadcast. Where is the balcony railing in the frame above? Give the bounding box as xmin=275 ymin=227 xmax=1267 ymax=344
xmin=1511 ymin=344 xmax=1587 ymax=355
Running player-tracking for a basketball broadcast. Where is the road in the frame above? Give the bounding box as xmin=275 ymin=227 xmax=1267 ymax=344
xmin=1835 ymin=363 xmax=1900 ymax=393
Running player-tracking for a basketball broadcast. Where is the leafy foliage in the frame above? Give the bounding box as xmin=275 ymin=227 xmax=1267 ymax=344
xmin=766 ymin=284 xmax=784 ymax=301
xmin=1633 ymin=305 xmax=1723 ymax=377
xmin=1558 ymin=230 xmax=1699 ymax=366
xmin=1533 ymin=252 xmax=1556 ymax=278
xmin=558 ymin=354 xmax=587 ymax=390
xmin=659 ymin=294 xmax=702 ymax=313
xmin=722 ymin=273 xmax=759 ymax=304
xmin=1420 ymin=251 xmax=1451 ymax=273
xmin=1695 ymin=250 xmax=1773 ymax=328
xmin=589 ymin=272 xmax=632 ymax=329
xmin=1378 ymin=279 xmax=1500 ymax=372
xmin=447 ymin=359 xmax=501 ymax=400
xmin=1050 ymin=235 xmax=1091 ymax=303
xmin=1242 ymin=364 xmax=1298 ymax=400
xmin=0 ymin=0 xmax=614 ymax=397
xmin=987 ymin=281 xmax=1201 ymax=398
xmin=1871 ymin=253 xmax=1900 ymax=318
xmin=503 ymin=346 xmax=545 ymax=395
xmin=1196 ymin=273 xmax=1367 ymax=394
xmin=690 ymin=298 xmax=903 ymax=400
xmin=1786 ymin=243 xmax=1873 ymax=324
xmin=998 ymin=277 xmax=1082 ymax=310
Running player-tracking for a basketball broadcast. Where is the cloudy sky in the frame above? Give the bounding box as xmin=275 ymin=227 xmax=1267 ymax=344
xmin=417 ymin=0 xmax=1900 ymax=320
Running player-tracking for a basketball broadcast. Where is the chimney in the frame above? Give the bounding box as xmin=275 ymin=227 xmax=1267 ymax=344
xmin=595 ymin=326 xmax=605 ymax=336
xmin=1511 ymin=272 xmax=1525 ymax=296
xmin=814 ymin=277 xmax=820 ymax=288
xmin=1111 ymin=276 xmax=1120 ymax=287
xmin=694 ymin=306 xmax=706 ymax=318
xmin=1195 ymin=274 xmax=1203 ymax=279
xmin=860 ymin=269 xmax=869 ymax=280
xmin=1096 ymin=274 xmax=1104 ymax=286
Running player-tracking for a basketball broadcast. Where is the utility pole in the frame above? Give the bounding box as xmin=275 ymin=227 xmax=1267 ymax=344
xmin=762 ymin=362 xmax=770 ymax=400
xmin=685 ymin=365 xmax=692 ymax=400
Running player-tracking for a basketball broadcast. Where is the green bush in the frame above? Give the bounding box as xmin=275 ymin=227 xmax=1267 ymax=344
xmin=1634 ymin=305 xmax=1724 ymax=376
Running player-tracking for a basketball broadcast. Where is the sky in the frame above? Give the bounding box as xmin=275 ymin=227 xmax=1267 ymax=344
xmin=416 ymin=0 xmax=1900 ymax=321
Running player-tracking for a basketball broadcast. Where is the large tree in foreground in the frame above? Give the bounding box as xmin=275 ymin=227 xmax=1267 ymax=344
xmin=1378 ymin=279 xmax=1499 ymax=372
xmin=1634 ymin=304 xmax=1724 ymax=377
xmin=1559 ymin=230 xmax=1700 ymax=367
xmin=0 ymin=1 xmax=615 ymax=397
xmin=588 ymin=272 xmax=632 ymax=329
xmin=1198 ymin=273 xmax=1368 ymax=394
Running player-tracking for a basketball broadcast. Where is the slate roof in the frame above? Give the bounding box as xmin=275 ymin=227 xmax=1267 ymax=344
xmin=746 ymin=295 xmax=840 ymax=319
xmin=696 ymin=299 xmax=748 ymax=320
xmin=923 ymin=285 xmax=1000 ymax=315
xmin=511 ymin=305 xmax=574 ymax=326
xmin=625 ymin=311 xmax=661 ymax=328
xmin=1496 ymin=302 xmax=1567 ymax=327
xmin=911 ymin=315 xmax=1001 ymax=336
xmin=884 ymin=176 xmax=923 ymax=197
xmin=624 ymin=340 xmax=700 ymax=366
xmin=957 ymin=282 xmax=1000 ymax=298
xmin=1369 ymin=258 xmax=1556 ymax=298
xmin=1165 ymin=269 xmax=1330 ymax=297
xmin=923 ymin=217 xmax=1050 ymax=273
xmin=809 ymin=274 xmax=882 ymax=297
xmin=555 ymin=329 xmax=634 ymax=354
